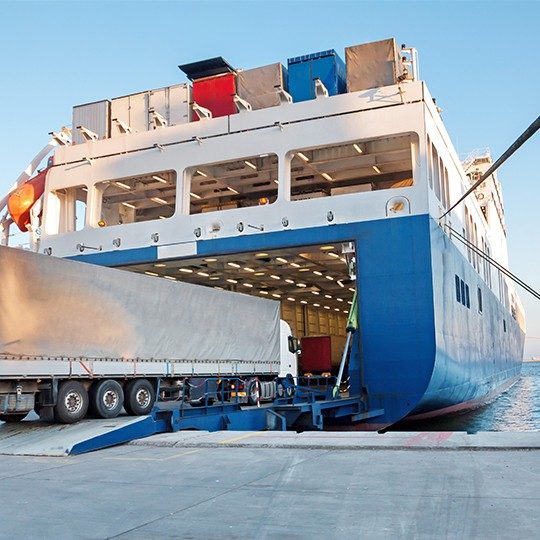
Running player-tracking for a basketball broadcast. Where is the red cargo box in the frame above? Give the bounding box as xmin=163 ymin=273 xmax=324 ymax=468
xmin=300 ymin=336 xmax=332 ymax=373
xmin=192 ymin=73 xmax=236 ymax=120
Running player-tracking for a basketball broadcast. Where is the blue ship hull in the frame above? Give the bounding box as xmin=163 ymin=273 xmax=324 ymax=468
xmin=73 ymin=214 xmax=525 ymax=428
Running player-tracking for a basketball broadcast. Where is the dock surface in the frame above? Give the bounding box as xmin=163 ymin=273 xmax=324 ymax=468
xmin=0 ymin=431 xmax=538 ymax=539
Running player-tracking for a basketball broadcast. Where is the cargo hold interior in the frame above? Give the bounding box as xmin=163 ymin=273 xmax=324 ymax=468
xmin=120 ymin=242 xmax=356 ymax=374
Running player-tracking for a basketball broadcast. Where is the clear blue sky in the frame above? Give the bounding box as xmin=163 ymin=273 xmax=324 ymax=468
xmin=1 ymin=0 xmax=539 ymax=357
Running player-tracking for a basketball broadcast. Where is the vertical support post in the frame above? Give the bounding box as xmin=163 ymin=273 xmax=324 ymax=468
xmin=0 ymin=218 xmax=9 ymax=246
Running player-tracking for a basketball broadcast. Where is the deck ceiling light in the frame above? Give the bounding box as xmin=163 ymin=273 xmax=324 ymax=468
xmin=348 ymin=287 xmax=355 ymax=292
xmin=151 ymin=197 xmax=168 ymax=205
xmin=190 ymin=192 xmax=201 ymax=199
xmin=159 ymin=215 xmax=167 ymax=220
xmin=296 ymin=283 xmax=307 ymax=288
xmin=297 ymin=152 xmax=309 ymax=162
xmin=353 ymin=143 xmax=363 ymax=154
xmin=195 ymin=170 xmax=208 ymax=177
xmin=324 ymin=306 xmax=330 ymax=310
xmin=276 ymin=257 xmax=288 ymax=264
xmin=227 ymin=186 xmax=240 ymax=195
xmin=327 ymin=252 xmax=340 ymax=259
xmin=244 ymin=160 xmax=257 ymax=170
xmin=324 ymin=294 xmax=332 ymax=299
xmin=272 ymin=293 xmax=281 ymax=298
xmin=372 ymin=165 xmax=382 ymax=174
xmin=260 ymin=290 xmax=269 ymax=295
xmin=179 ymin=268 xmax=193 ymax=274
xmin=154 ymin=263 xmax=166 ymax=268
xmin=254 ymin=272 xmax=265 ymax=276
xmin=115 ymin=181 xmax=131 ymax=190
xmin=227 ymin=262 xmax=240 ymax=268
xmin=122 ymin=202 xmax=137 ymax=209
xmin=312 ymin=270 xmax=322 ymax=276
xmin=334 ymin=308 xmax=340 ymax=312
xmin=227 ymin=278 xmax=238 ymax=284
xmin=313 ymin=303 xmax=320 ymax=307
xmin=270 ymin=274 xmax=280 ymax=280
xmin=285 ymin=279 xmax=295 ymax=284
xmin=243 ymin=283 xmax=253 ymax=288
xmin=204 ymin=258 xmax=217 ymax=262
xmin=337 ymin=298 xmax=344 ymax=302
xmin=144 ymin=271 xmax=159 ymax=277
xmin=311 ymin=291 xmax=320 ymax=295
xmin=325 ymin=275 xmax=334 ymax=281
xmin=197 ymin=271 xmax=209 ymax=277
xmin=152 ymin=175 xmax=168 ymax=184
xmin=300 ymin=300 xmax=307 ymax=304
xmin=321 ymin=173 xmax=333 ymax=182
xmin=290 ymin=262 xmax=300 ymax=268
xmin=164 ymin=276 xmax=176 ymax=281
xmin=256 ymin=253 xmax=269 ymax=258
xmin=287 ymin=297 xmax=295 ymax=301
xmin=320 ymin=246 xmax=335 ymax=251
xmin=209 ymin=276 xmax=220 ymax=281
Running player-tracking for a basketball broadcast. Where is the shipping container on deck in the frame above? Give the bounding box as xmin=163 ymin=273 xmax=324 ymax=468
xmin=179 ymin=57 xmax=237 ymax=121
xmin=110 ymin=84 xmax=191 ymax=137
xmin=345 ymin=38 xmax=404 ymax=92
xmin=287 ymin=49 xmax=346 ymax=103
xmin=237 ymin=63 xmax=288 ymax=110
xmin=72 ymin=100 xmax=111 ymax=145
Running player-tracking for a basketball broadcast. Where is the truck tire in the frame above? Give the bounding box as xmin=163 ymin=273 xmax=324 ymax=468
xmin=0 ymin=413 xmax=27 ymax=423
xmin=89 ymin=380 xmax=124 ymax=419
xmin=54 ymin=381 xmax=89 ymax=424
xmin=123 ymin=379 xmax=155 ymax=416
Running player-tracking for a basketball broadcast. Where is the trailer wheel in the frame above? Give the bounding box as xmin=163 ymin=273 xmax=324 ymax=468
xmin=54 ymin=381 xmax=89 ymax=424
xmin=89 ymin=380 xmax=124 ymax=419
xmin=0 ymin=413 xmax=27 ymax=423
xmin=123 ymin=379 xmax=155 ymax=416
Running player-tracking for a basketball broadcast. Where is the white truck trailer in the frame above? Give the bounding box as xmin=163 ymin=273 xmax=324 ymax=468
xmin=0 ymin=246 xmax=298 ymax=423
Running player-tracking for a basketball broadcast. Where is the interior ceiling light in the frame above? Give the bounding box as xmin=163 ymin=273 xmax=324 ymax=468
xmin=321 ymin=172 xmax=333 ymax=182
xmin=272 ymin=293 xmax=281 ymax=298
xmin=298 ymin=268 xmax=310 ymax=273
xmin=226 ymin=278 xmax=238 ymax=284
xmin=244 ymin=160 xmax=257 ymax=170
xmin=296 ymin=152 xmax=309 ymax=162
xmin=287 ymin=297 xmax=295 ymax=301
xmin=243 ymin=283 xmax=253 ymax=288
xmin=313 ymin=270 xmax=322 ymax=276
xmin=313 ymin=303 xmax=320 ymax=307
xmin=353 ymin=143 xmax=363 ymax=154
xmin=254 ymin=272 xmax=265 ymax=276
xmin=320 ymin=246 xmax=335 ymax=251
xmin=324 ymin=306 xmax=330 ymax=310
xmin=334 ymin=308 xmax=340 ymax=312
xmin=276 ymin=257 xmax=288 ymax=264
xmin=270 ymin=274 xmax=280 ymax=280
xmin=152 ymin=175 xmax=168 ymax=184
xmin=227 ymin=186 xmax=240 ymax=195
xmin=204 ymin=258 xmax=217 ymax=262
xmin=344 ymin=310 xmax=349 ymax=314
xmin=296 ymin=283 xmax=307 ymax=288
xmin=256 ymin=253 xmax=269 ymax=258
xmin=195 ymin=170 xmax=208 ymax=177
xmin=337 ymin=280 xmax=345 ymax=288
xmin=179 ymin=268 xmax=193 ymax=274
xmin=151 ymin=197 xmax=168 ymax=205
xmin=227 ymin=262 xmax=240 ymax=268
xmin=197 ymin=271 xmax=209 ymax=277
xmin=290 ymin=262 xmax=300 ymax=268
xmin=327 ymin=252 xmax=340 ymax=259
xmin=273 ymin=180 xmax=279 ymax=184
xmin=144 ymin=271 xmax=158 ymax=277
xmin=154 ymin=263 xmax=166 ymax=268
xmin=337 ymin=298 xmax=344 ymax=302
xmin=209 ymin=276 xmax=220 ymax=281
xmin=259 ymin=290 xmax=269 ymax=295
xmin=348 ymin=301 xmax=353 ymax=305
xmin=300 ymin=300 xmax=307 ymax=304
xmin=164 ymin=276 xmax=176 ymax=281
xmin=324 ymin=294 xmax=332 ymax=299
xmin=243 ymin=267 xmax=255 ymax=272
xmin=159 ymin=215 xmax=167 ymax=220
xmin=190 ymin=192 xmax=201 ymax=199
xmin=348 ymin=287 xmax=355 ymax=292
xmin=122 ymin=202 xmax=137 ymax=209
xmin=325 ymin=275 xmax=334 ymax=281
xmin=115 ymin=181 xmax=131 ymax=190
xmin=372 ymin=165 xmax=382 ymax=174
xmin=311 ymin=291 xmax=320 ymax=295
xmin=285 ymin=279 xmax=295 ymax=284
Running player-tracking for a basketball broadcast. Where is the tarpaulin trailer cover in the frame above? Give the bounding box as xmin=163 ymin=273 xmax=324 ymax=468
xmin=0 ymin=246 xmax=281 ymax=363
xmin=237 ymin=63 xmax=288 ymax=110
xmin=345 ymin=38 xmax=404 ymax=92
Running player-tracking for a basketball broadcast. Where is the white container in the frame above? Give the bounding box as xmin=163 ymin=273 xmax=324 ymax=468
xmin=72 ymin=100 xmax=111 ymax=145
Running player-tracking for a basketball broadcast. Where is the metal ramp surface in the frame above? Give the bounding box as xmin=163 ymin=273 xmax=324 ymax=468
xmin=0 ymin=415 xmax=155 ymax=456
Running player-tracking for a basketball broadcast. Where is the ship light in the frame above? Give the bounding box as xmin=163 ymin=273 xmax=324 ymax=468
xmin=348 ymin=287 xmax=355 ymax=292
xmin=337 ymin=298 xmax=344 ymax=302
xmin=115 ymin=181 xmax=131 ymax=190
xmin=152 ymin=175 xmax=167 ymax=184
xmin=320 ymin=246 xmax=334 ymax=251
xmin=313 ymin=270 xmax=322 ymax=276
xmin=324 ymin=294 xmax=332 ymax=299
xmin=227 ymin=262 xmax=240 ymax=268
xmin=197 ymin=271 xmax=209 ymax=277
xmin=243 ymin=283 xmax=253 ymax=288
xmin=204 ymin=258 xmax=217 ymax=262
xmin=334 ymin=308 xmax=340 ymax=312
xmin=297 ymin=152 xmax=310 ymax=162
xmin=325 ymin=275 xmax=334 ymax=281
xmin=285 ymin=279 xmax=295 ymax=284
xmin=272 ymin=293 xmax=281 ymax=298
xmin=321 ymin=173 xmax=333 ymax=182
xmin=179 ymin=268 xmax=193 ymax=274
xmin=144 ymin=271 xmax=159 ymax=277
xmin=195 ymin=170 xmax=207 ymax=177
xmin=260 ymin=290 xmax=269 ymax=295
xmin=243 ymin=267 xmax=255 ymax=272
xmin=298 ymin=268 xmax=310 ymax=272
xmin=227 ymin=186 xmax=240 ymax=195
xmin=327 ymin=252 xmax=340 ymax=259
xmin=244 ymin=160 xmax=257 ymax=170
xmin=311 ymin=291 xmax=320 ymax=296
xmin=259 ymin=197 xmax=270 ymax=205
xmin=256 ymin=253 xmax=269 ymax=257
xmin=270 ymin=275 xmax=280 ymax=280
xmin=254 ymin=272 xmax=265 ymax=276
xmin=300 ymin=300 xmax=307 ymax=304
xmin=313 ymin=303 xmax=320 ymax=307
xmin=290 ymin=262 xmax=300 ymax=268
xmin=159 ymin=216 xmax=167 ymax=220
xmin=227 ymin=278 xmax=238 ymax=284
xmin=164 ymin=276 xmax=176 ymax=281
xmin=287 ymin=297 xmax=295 ymax=302
xmin=353 ymin=143 xmax=363 ymax=154
xmin=122 ymin=202 xmax=137 ymax=209
xmin=190 ymin=192 xmax=201 ymax=199
xmin=98 ymin=220 xmax=106 ymax=228
xmin=276 ymin=257 xmax=287 ymax=264
xmin=372 ymin=165 xmax=382 ymax=174
xmin=154 ymin=263 xmax=166 ymax=268
xmin=324 ymin=306 xmax=330 ymax=310
xmin=296 ymin=283 xmax=307 ymax=288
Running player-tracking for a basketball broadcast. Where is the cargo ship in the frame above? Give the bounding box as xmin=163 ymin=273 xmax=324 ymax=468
xmin=0 ymin=38 xmax=525 ymax=429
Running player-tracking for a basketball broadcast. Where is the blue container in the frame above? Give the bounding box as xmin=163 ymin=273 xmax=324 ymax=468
xmin=287 ymin=49 xmax=346 ymax=102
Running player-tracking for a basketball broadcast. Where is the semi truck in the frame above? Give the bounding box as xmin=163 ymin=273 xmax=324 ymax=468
xmin=0 ymin=246 xmax=298 ymax=424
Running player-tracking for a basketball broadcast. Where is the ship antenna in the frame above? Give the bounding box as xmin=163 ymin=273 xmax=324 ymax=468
xmin=440 ymin=115 xmax=540 ymax=219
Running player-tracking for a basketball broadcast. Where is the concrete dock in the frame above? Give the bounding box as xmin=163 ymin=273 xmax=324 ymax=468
xmin=0 ymin=431 xmax=538 ymax=539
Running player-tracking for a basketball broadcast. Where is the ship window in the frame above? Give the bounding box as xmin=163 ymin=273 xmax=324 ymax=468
xmin=465 ymin=284 xmax=470 ymax=308
xmin=460 ymin=279 xmax=465 ymax=305
xmin=455 ymin=274 xmax=461 ymax=303
xmin=188 ymin=153 xmax=278 ymax=215
xmin=50 ymin=185 xmax=88 ymax=233
xmin=290 ymin=134 xmax=414 ymax=202
xmin=503 ymin=319 xmax=507 ymax=332
xmin=432 ymin=145 xmax=440 ymax=200
xmin=477 ymin=287 xmax=483 ymax=313
xmin=95 ymin=170 xmax=177 ymax=226
xmin=443 ymin=165 xmax=450 ymax=209
xmin=427 ymin=135 xmax=433 ymax=189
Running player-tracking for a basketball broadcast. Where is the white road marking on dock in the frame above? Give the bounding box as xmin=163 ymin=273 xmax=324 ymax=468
xmin=105 ymin=449 xmax=200 ymax=462
xmin=218 ymin=432 xmax=263 ymax=444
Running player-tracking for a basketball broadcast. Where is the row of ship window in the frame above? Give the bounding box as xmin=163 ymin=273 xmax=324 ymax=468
xmin=455 ymin=274 xmax=508 ymax=332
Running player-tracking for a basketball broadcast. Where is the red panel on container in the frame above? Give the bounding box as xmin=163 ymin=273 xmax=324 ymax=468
xmin=192 ymin=73 xmax=236 ymax=121
xmin=300 ymin=336 xmax=332 ymax=373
